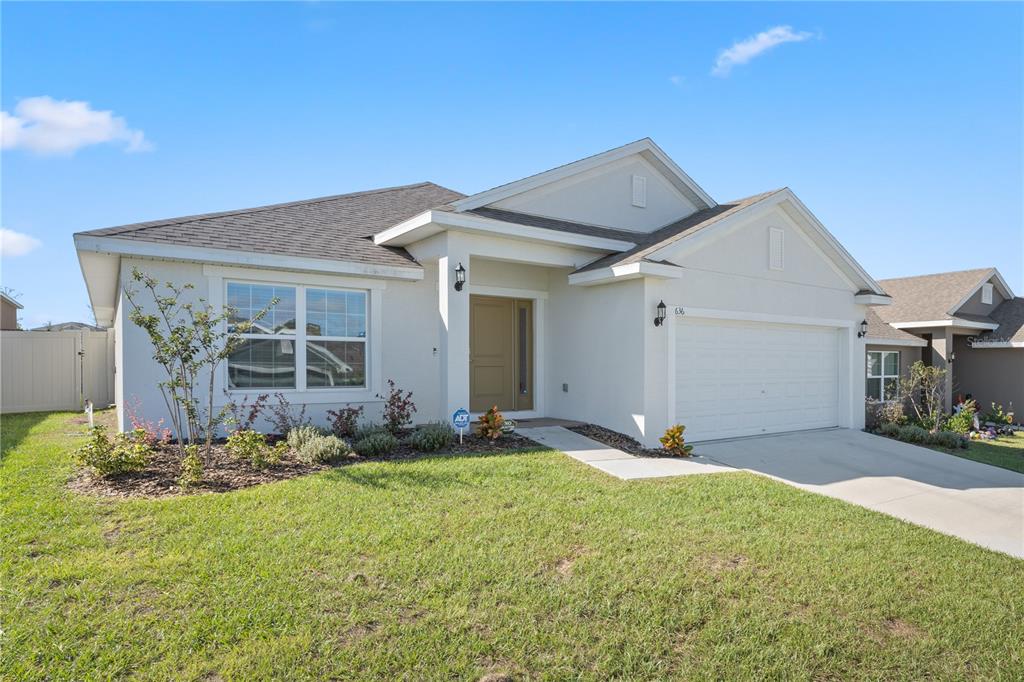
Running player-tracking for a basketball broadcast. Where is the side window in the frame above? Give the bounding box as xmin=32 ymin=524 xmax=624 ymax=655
xmin=866 ymin=350 xmax=900 ymax=401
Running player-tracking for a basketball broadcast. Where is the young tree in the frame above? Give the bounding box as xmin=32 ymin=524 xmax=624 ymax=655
xmin=900 ymin=361 xmax=947 ymax=431
xmin=124 ymin=268 xmax=275 ymax=462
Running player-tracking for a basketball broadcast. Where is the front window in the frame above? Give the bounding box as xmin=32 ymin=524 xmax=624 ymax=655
xmin=866 ymin=350 xmax=900 ymax=402
xmin=226 ymin=281 xmax=368 ymax=391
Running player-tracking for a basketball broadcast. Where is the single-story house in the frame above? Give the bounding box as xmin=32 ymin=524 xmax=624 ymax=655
xmin=75 ymin=138 xmax=893 ymax=445
xmin=866 ymin=267 xmax=1023 ymax=419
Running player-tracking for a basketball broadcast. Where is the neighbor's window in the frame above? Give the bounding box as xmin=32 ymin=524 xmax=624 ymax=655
xmin=305 ymin=288 xmax=366 ymax=388
xmin=866 ymin=350 xmax=900 ymax=402
xmin=227 ymin=283 xmax=298 ymax=389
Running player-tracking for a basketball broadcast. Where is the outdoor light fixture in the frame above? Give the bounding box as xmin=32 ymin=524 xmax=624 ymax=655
xmin=454 ymin=262 xmax=466 ymax=292
xmin=654 ymin=300 xmax=667 ymax=327
xmin=857 ymin=319 xmax=868 ymax=338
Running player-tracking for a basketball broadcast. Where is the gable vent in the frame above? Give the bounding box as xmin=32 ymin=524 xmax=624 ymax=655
xmin=631 ymin=175 xmax=647 ymax=208
xmin=982 ymin=282 xmax=994 ymax=304
xmin=769 ymin=227 xmax=784 ymax=271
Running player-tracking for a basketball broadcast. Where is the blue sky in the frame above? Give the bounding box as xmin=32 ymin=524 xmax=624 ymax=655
xmin=2 ymin=2 xmax=1021 ymax=328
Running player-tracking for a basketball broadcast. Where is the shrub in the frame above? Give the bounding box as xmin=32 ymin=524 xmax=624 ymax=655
xmin=378 ymin=379 xmax=416 ymax=433
xmin=224 ymin=392 xmax=268 ymax=431
xmin=659 ymin=424 xmax=694 ymax=457
xmin=896 ymin=424 xmax=929 ymax=444
xmin=178 ymin=445 xmax=203 ymax=489
xmin=406 ymin=422 xmax=454 ymax=452
xmin=900 ymin=361 xmax=946 ymax=431
xmin=927 ymin=430 xmax=968 ymax=450
xmin=327 ymin=404 xmax=364 ymax=438
xmin=981 ymin=402 xmax=1014 ymax=425
xmin=75 ymin=426 xmax=151 ymax=477
xmin=125 ymin=396 xmax=172 ymax=445
xmin=354 ymin=431 xmax=399 ymax=457
xmin=353 ymin=423 xmax=391 ymax=441
xmin=298 ymin=435 xmax=353 ymax=464
xmin=226 ymin=428 xmax=267 ymax=460
xmin=877 ymin=422 xmax=900 ymax=437
xmin=476 ymin=406 xmax=505 ymax=441
xmin=286 ymin=424 xmax=328 ymax=451
xmin=266 ymin=393 xmax=311 ymax=435
xmin=944 ymin=399 xmax=977 ymax=435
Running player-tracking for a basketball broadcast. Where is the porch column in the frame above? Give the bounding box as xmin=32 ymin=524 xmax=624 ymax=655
xmin=438 ymin=238 xmax=471 ymax=419
xmin=930 ymin=327 xmax=955 ymax=411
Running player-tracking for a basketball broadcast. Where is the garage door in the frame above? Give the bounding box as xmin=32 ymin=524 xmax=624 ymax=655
xmin=675 ymin=317 xmax=840 ymax=442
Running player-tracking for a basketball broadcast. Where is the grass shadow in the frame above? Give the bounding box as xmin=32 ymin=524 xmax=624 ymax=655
xmin=1 ymin=411 xmax=57 ymax=462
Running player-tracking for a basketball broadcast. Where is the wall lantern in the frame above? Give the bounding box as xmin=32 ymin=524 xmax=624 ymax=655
xmin=654 ymin=300 xmax=667 ymax=327
xmin=454 ymin=262 xmax=466 ymax=292
xmin=857 ymin=319 xmax=868 ymax=338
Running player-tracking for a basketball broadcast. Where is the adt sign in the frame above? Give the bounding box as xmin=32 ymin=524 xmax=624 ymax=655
xmin=451 ymin=408 xmax=471 ymax=431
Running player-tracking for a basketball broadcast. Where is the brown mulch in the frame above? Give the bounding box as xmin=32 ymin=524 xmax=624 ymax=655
xmin=69 ymin=431 xmax=544 ymax=499
xmin=566 ymin=423 xmax=671 ymax=457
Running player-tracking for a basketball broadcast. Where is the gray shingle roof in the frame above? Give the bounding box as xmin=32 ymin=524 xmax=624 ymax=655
xmin=874 ymin=268 xmax=995 ymax=324
xmin=572 ymin=189 xmax=784 ymax=274
xmin=864 ymin=308 xmax=924 ymax=344
xmin=464 ymin=207 xmax=641 ymax=242
xmin=77 ymin=182 xmax=465 ymax=268
xmin=979 ymin=297 xmax=1024 ymax=343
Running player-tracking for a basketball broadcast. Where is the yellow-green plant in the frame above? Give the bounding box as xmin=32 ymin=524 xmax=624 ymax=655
xmin=476 ymin=406 xmax=505 ymax=441
xmin=659 ymin=424 xmax=694 ymax=457
xmin=75 ymin=426 xmax=151 ymax=477
xmin=178 ymin=445 xmax=203 ymax=489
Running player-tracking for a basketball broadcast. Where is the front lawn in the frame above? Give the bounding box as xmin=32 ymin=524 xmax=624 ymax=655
xmin=3 ymin=412 xmax=1023 ymax=680
xmin=940 ymin=431 xmax=1024 ymax=474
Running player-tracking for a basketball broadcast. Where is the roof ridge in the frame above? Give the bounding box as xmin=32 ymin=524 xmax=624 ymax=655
xmin=81 ymin=181 xmax=462 ymax=237
xmin=878 ymin=267 xmax=994 ymax=283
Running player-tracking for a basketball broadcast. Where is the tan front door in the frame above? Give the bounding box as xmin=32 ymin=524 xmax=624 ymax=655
xmin=470 ymin=295 xmax=533 ymax=412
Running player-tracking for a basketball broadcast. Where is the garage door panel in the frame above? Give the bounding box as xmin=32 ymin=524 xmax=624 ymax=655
xmin=675 ymin=318 xmax=840 ymax=442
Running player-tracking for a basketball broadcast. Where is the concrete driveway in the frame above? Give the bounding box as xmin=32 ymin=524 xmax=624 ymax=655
xmin=695 ymin=429 xmax=1024 ymax=559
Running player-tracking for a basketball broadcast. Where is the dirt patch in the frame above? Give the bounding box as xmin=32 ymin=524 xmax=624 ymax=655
xmin=705 ymin=554 xmax=749 ymax=572
xmin=68 ymin=431 xmax=543 ymax=500
xmin=882 ymin=617 xmax=925 ymax=639
xmin=567 ymin=424 xmax=669 ymax=457
xmin=544 ymin=545 xmax=588 ymax=578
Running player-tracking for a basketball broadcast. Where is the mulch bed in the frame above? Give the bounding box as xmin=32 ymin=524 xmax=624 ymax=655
xmin=69 ymin=431 xmax=544 ymax=499
xmin=566 ymin=423 xmax=672 ymax=458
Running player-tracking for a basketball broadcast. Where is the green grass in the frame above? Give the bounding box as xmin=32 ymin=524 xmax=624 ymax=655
xmin=3 ymin=412 xmax=1023 ymax=680
xmin=946 ymin=431 xmax=1024 ymax=473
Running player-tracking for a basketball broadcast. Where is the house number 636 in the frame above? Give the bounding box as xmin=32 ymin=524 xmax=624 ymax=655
xmin=674 ymin=307 xmax=686 ymax=316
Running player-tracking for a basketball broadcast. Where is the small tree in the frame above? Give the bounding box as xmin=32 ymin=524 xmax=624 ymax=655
xmin=900 ymin=361 xmax=947 ymax=431
xmin=124 ymin=268 xmax=275 ymax=462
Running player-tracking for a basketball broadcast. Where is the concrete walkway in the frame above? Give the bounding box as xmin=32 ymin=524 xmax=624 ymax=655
xmin=696 ymin=429 xmax=1024 ymax=559
xmin=519 ymin=426 xmax=732 ymax=480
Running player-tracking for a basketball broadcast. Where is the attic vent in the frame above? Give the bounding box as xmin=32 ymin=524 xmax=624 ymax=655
xmin=769 ymin=227 xmax=784 ymax=271
xmin=982 ymin=282 xmax=994 ymax=304
xmin=631 ymin=175 xmax=647 ymax=208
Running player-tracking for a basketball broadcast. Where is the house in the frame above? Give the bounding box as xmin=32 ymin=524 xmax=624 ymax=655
xmin=866 ymin=268 xmax=1023 ymax=418
xmin=74 ymin=138 xmax=892 ymax=445
xmin=31 ymin=321 xmax=106 ymax=332
xmin=1 ymin=292 xmax=23 ymax=330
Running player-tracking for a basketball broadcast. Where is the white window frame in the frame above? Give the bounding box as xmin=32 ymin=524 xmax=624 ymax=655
xmin=866 ymin=350 xmax=900 ymax=402
xmin=205 ymin=265 xmax=384 ymax=405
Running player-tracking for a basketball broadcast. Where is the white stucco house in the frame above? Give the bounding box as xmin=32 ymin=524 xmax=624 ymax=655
xmin=75 ymin=139 xmax=891 ymax=445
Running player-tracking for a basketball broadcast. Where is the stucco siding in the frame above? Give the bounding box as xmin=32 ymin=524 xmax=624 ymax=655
xmin=956 ymin=281 xmax=1005 ymax=317
xmin=953 ymin=336 xmax=1023 ymax=421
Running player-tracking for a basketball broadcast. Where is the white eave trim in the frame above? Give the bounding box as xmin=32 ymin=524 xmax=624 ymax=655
xmin=854 ymin=293 xmax=892 ymax=306
xmin=0 ymin=293 xmax=23 ymax=309
xmin=373 ymin=209 xmax=636 ymax=252
xmin=890 ymin=318 xmax=1000 ymax=331
xmin=970 ymin=340 xmax=1024 ymax=349
xmin=567 ymin=261 xmax=683 ymax=286
xmin=448 ymin=138 xmax=716 ymax=212
xmin=73 ymin=234 xmax=424 ymax=281
xmin=865 ymin=336 xmax=928 ymax=347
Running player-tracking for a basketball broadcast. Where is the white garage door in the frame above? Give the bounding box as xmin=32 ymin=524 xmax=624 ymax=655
xmin=675 ymin=318 xmax=840 ymax=442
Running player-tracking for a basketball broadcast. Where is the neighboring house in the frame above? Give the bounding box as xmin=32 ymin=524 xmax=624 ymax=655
xmin=1 ymin=292 xmax=23 ymax=330
xmin=867 ymin=268 xmax=1023 ymax=419
xmin=31 ymin=321 xmax=106 ymax=332
xmin=75 ymin=138 xmax=892 ymax=445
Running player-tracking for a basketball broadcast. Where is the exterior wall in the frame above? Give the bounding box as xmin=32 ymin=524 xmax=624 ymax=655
xmin=493 ymin=155 xmax=699 ymax=232
xmin=956 ymin=280 xmax=1005 ymax=317
xmin=1 ymin=299 xmax=19 ymax=330
xmin=953 ymin=336 xmax=1024 ymax=421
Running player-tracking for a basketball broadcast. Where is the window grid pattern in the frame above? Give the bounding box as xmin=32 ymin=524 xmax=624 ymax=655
xmin=866 ymin=350 xmax=900 ymax=402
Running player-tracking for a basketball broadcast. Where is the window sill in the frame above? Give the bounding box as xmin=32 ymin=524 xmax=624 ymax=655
xmin=221 ymin=388 xmax=381 ymax=405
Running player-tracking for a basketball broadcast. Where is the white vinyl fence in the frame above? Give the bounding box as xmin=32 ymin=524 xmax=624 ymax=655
xmin=0 ymin=330 xmax=114 ymax=414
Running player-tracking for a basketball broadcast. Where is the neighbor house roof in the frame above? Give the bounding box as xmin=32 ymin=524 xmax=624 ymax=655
xmin=0 ymin=292 xmax=23 ymax=309
xmin=31 ymin=321 xmax=105 ymax=332
xmin=572 ymin=189 xmax=784 ymax=274
xmin=76 ymin=182 xmax=465 ymax=269
xmin=874 ymin=268 xmax=996 ymax=324
xmin=978 ymin=297 xmax=1024 ymax=344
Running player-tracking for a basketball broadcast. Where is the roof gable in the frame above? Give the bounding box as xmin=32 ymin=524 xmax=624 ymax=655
xmin=875 ymin=268 xmax=1012 ymax=324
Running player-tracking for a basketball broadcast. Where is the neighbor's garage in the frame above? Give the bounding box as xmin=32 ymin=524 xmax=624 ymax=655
xmin=675 ymin=317 xmax=840 ymax=442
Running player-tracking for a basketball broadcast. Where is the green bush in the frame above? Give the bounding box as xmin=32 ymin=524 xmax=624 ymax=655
xmin=297 ymin=435 xmax=352 ymax=464
xmin=353 ymin=423 xmax=391 ymax=441
xmin=178 ymin=445 xmax=203 ymax=489
xmin=75 ymin=426 xmax=151 ymax=477
xmin=877 ymin=422 xmax=900 ymax=437
xmin=897 ymin=424 xmax=929 ymax=444
xmin=405 ymin=422 xmax=454 ymax=452
xmin=354 ymin=431 xmax=399 ymax=457
xmin=944 ymin=400 xmax=976 ymax=435
xmin=226 ymin=429 xmax=281 ymax=469
xmin=928 ymin=431 xmax=968 ymax=450
xmin=286 ymin=425 xmax=328 ymax=451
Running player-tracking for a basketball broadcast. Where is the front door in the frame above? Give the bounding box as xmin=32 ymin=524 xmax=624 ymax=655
xmin=470 ymin=295 xmax=533 ymax=412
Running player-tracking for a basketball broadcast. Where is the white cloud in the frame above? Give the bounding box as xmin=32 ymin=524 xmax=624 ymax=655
xmin=669 ymin=75 xmax=685 ymax=87
xmin=0 ymin=228 xmax=41 ymax=258
xmin=1 ymin=96 xmax=152 ymax=155
xmin=712 ymin=25 xmax=815 ymax=77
